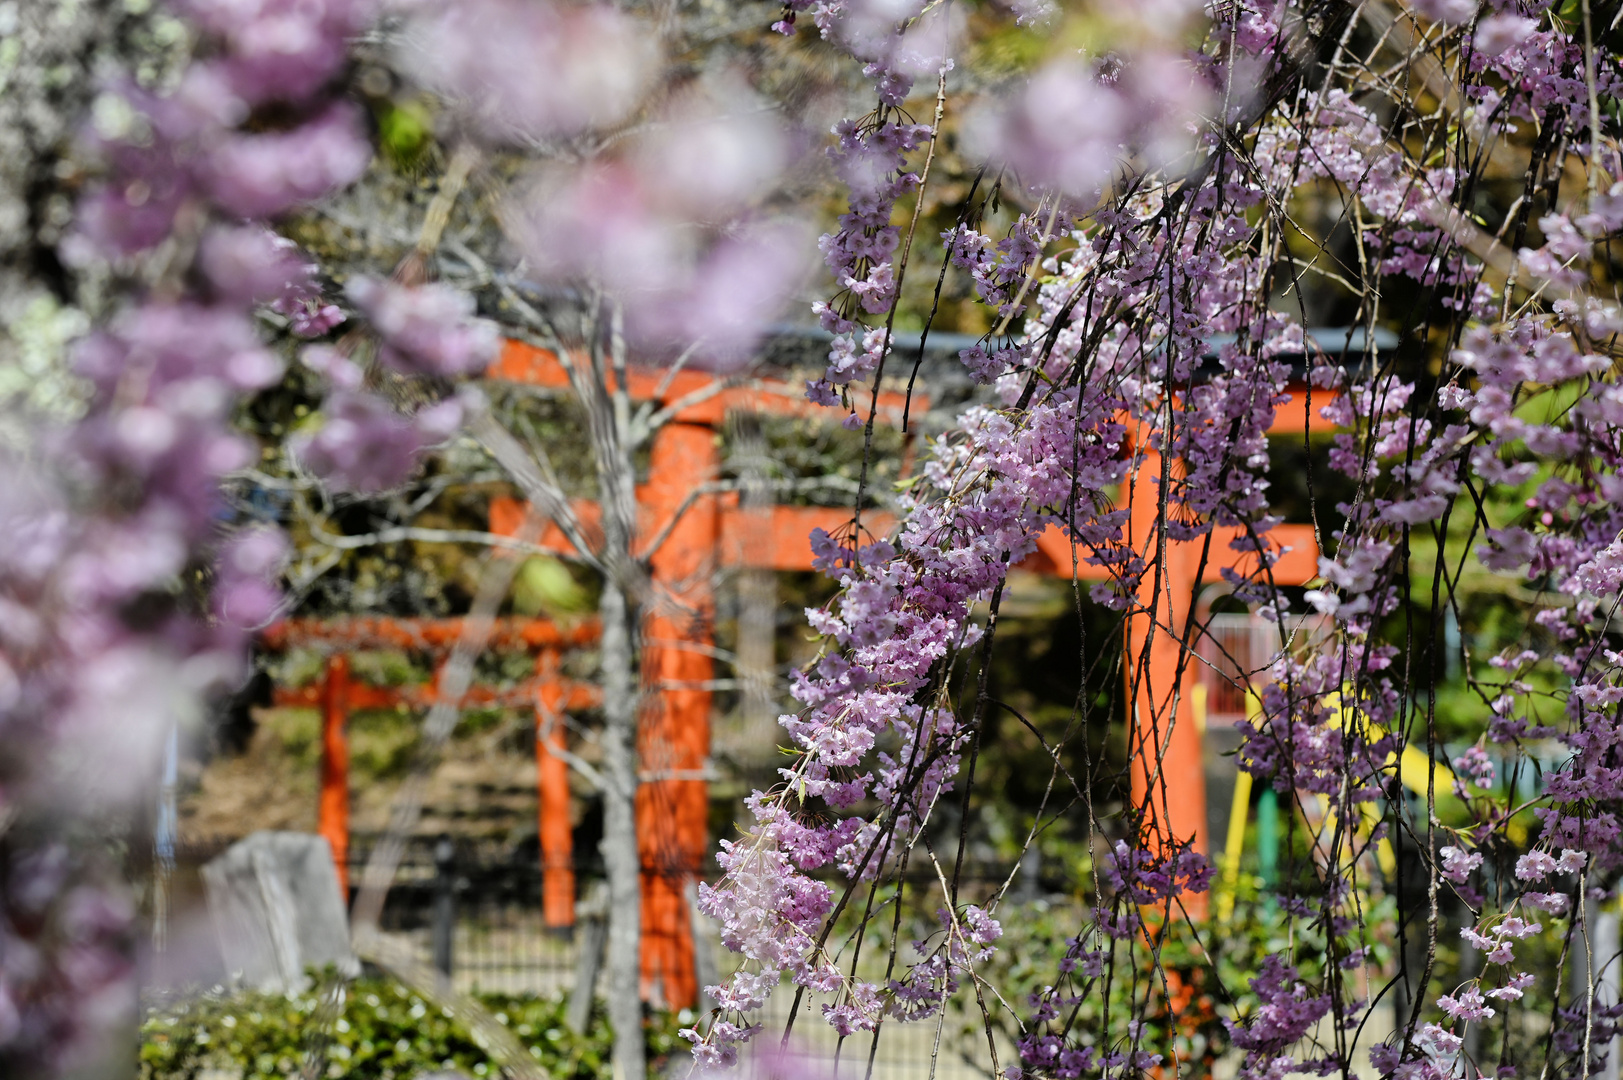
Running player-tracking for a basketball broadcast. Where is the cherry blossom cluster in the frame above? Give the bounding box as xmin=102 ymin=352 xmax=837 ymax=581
xmin=1240 ymin=6 xmax=1623 ymax=1077
xmin=0 ymin=0 xmax=497 ymax=1068
xmin=705 ymin=0 xmax=1623 ymax=1077
xmin=945 ymin=214 xmax=1047 ymax=324
xmin=807 ymin=115 xmax=931 ymax=401
xmin=1098 ymin=840 xmax=1214 ymax=905
xmin=689 ymin=366 xmax=1140 ymax=1061
xmin=696 ymin=27 xmax=1323 ymax=1060
xmin=1223 ymin=956 xmax=1332 ymax=1080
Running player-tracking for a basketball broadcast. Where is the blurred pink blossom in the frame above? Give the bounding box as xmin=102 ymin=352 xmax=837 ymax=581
xmin=630 ymin=84 xmax=788 ymax=223
xmin=1475 ymin=14 xmax=1539 ymax=56
xmin=176 ymin=0 xmax=375 ymax=103
xmin=203 ymin=104 xmax=371 ymax=218
xmin=201 ymin=225 xmax=345 ymax=336
xmin=630 ymin=222 xmax=812 ymax=367
xmin=73 ymin=176 xmax=190 ymax=258
xmin=966 ymin=53 xmax=1211 ymax=197
xmin=346 ymin=278 xmax=499 ymax=377
xmin=401 ymin=0 xmax=656 ymax=143
xmin=510 ymin=80 xmax=807 ymax=363
xmin=1408 ymin=0 xmax=1477 ymax=25
xmin=294 ymin=392 xmax=463 ymax=493
xmin=200 ymin=225 xmax=309 ymax=302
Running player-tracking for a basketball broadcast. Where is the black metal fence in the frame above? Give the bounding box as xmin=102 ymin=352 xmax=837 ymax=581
xmin=345 ymin=834 xmax=587 ymax=998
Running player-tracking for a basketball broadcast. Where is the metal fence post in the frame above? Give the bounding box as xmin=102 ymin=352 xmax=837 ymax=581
xmin=567 ymin=881 xmax=608 ymax=1033
xmin=432 ymin=834 xmax=455 ymax=985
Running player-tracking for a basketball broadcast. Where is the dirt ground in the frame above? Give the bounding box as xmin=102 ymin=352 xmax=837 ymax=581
xmin=178 ymin=704 xmax=567 ymax=845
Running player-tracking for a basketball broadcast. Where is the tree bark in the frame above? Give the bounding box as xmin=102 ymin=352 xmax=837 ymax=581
xmin=597 ymin=577 xmax=645 ymax=1080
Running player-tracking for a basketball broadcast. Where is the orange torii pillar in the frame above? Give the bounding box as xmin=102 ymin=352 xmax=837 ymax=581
xmin=535 ymin=653 xmax=576 ymax=930
xmin=319 ymin=654 xmax=351 ymax=897
xmin=1115 ymin=417 xmax=1327 ymax=918
xmin=637 ymin=419 xmax=719 ymax=1009
xmin=1123 ymin=437 xmax=1209 ymax=918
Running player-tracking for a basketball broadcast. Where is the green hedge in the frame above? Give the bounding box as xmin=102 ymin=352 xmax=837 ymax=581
xmin=140 ymin=977 xmax=688 ymax=1079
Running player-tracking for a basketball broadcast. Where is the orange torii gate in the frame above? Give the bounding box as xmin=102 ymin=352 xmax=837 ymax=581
xmin=271 ymin=337 xmax=1332 ymax=1009
xmin=259 ymin=617 xmax=602 ymax=900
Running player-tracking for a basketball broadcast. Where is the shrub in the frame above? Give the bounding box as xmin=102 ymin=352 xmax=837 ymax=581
xmin=140 ymin=976 xmax=686 ymax=1079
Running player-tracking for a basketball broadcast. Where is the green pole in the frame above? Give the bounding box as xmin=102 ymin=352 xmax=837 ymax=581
xmin=1257 ymin=786 xmax=1279 ymax=892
